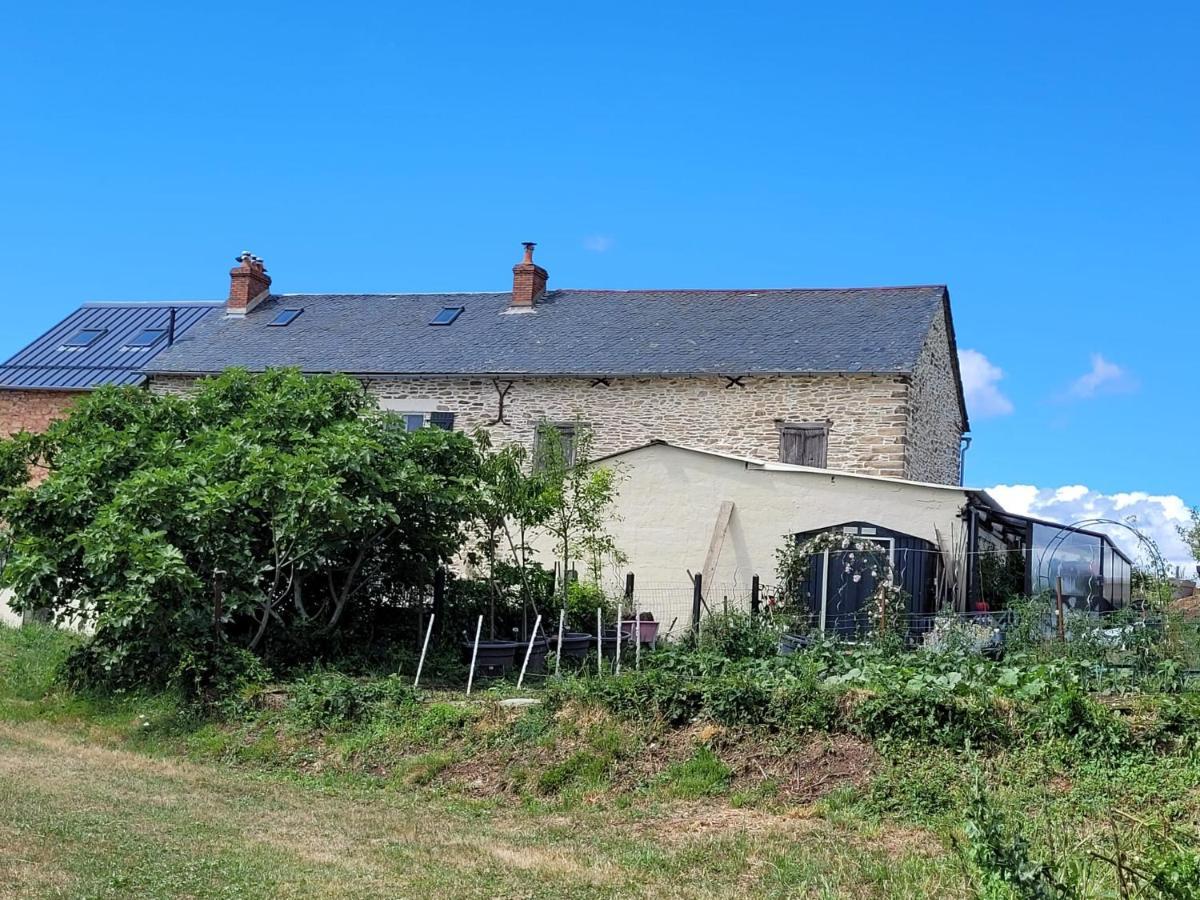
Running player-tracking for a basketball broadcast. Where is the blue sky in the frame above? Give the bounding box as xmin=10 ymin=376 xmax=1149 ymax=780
xmin=1 ymin=2 xmax=1197 ymax=559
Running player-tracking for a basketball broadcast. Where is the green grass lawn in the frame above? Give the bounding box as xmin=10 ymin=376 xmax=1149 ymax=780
xmin=0 ymin=717 xmax=960 ymax=899
xmin=4 ymin=623 xmax=1200 ymax=898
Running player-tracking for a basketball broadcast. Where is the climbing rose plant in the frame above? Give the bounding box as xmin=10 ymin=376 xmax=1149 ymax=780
xmin=776 ymin=530 xmax=908 ymax=636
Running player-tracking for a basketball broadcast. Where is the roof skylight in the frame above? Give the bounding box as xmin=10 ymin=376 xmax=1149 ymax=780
xmin=125 ymin=328 xmax=166 ymax=348
xmin=429 ymin=306 xmax=464 ymax=326
xmin=61 ymin=328 xmax=106 ymax=348
xmin=268 ymin=308 xmax=303 ymax=327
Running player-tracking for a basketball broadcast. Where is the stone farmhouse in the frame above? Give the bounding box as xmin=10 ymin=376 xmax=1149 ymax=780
xmin=2 ymin=246 xmax=1141 ymax=627
xmin=1 ymin=245 xmax=968 ymax=483
xmin=143 ymin=245 xmax=969 ymax=484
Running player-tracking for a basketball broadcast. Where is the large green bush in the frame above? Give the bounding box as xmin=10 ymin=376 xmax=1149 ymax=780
xmin=0 ymin=369 xmax=482 ymax=692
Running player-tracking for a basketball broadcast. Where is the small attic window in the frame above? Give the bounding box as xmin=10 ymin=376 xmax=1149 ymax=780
xmin=429 ymin=306 xmax=464 ymax=326
xmin=62 ymin=328 xmax=106 ymax=348
xmin=269 ymin=308 xmax=303 ymax=327
xmin=125 ymin=328 xmax=166 ymax=348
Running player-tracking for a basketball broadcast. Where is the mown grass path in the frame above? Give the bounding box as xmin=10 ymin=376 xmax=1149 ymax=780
xmin=0 ymin=720 xmax=956 ymax=899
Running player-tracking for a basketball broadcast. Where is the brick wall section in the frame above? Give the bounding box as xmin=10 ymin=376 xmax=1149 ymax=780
xmin=0 ymin=390 xmax=82 ymax=439
xmin=904 ymin=309 xmax=965 ymax=484
xmin=153 ymin=373 xmax=925 ymax=479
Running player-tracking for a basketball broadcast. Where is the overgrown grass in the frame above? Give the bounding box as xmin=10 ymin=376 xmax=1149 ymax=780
xmin=4 ymin=621 xmax=1200 ymax=897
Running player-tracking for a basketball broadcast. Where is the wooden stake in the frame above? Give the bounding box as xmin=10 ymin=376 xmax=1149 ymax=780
xmin=596 ymin=607 xmax=603 ymax=676
xmin=517 ymin=614 xmax=542 ymax=689
xmin=1056 ymin=576 xmax=1066 ymax=642
xmin=466 ymin=615 xmax=483 ymax=695
xmin=555 ymin=608 xmax=566 ymax=676
xmin=413 ymin=614 xmax=435 ymax=689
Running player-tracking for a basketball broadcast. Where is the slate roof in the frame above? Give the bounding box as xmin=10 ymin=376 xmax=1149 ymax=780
xmin=0 ymin=302 xmax=220 ymax=390
xmin=148 ymin=285 xmax=955 ymax=379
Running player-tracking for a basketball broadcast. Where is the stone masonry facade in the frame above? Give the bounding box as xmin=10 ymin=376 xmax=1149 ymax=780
xmin=153 ymin=357 xmax=965 ymax=483
xmin=904 ymin=310 xmax=964 ymax=484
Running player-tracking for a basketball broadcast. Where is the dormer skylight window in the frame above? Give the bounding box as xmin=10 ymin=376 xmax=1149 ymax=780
xmin=429 ymin=306 xmax=464 ymax=326
xmin=269 ymin=308 xmax=303 ymax=327
xmin=61 ymin=328 xmax=106 ymax=348
xmin=125 ymin=328 xmax=166 ymax=348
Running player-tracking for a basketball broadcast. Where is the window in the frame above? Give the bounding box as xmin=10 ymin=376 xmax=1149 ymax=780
xmin=125 ymin=328 xmax=166 ymax=348
xmin=268 ymin=308 xmax=303 ymax=327
xmin=535 ymin=422 xmax=579 ymax=469
xmin=429 ymin=306 xmax=464 ymax=326
xmin=779 ymin=423 xmax=829 ymax=467
xmin=384 ymin=411 xmax=456 ymax=432
xmin=61 ymin=328 xmax=106 ymax=348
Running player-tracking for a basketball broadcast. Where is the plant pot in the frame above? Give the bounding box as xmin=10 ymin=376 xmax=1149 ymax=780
xmin=555 ymin=632 xmax=593 ymax=662
xmin=627 ymin=619 xmax=660 ymax=647
xmin=462 ymin=640 xmax=521 ymax=678
xmin=520 ymin=638 xmax=550 ymax=674
xmin=594 ymin=628 xmax=634 ymax=658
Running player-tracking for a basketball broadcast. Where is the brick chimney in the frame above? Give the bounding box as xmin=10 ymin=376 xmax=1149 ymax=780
xmin=227 ymin=251 xmax=272 ymax=316
xmin=511 ymin=242 xmax=548 ymax=308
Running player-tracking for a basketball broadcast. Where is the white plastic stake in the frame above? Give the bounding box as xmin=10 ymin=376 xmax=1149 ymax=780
xmin=413 ymin=613 xmax=435 ymax=688
xmin=635 ymin=611 xmax=642 ymax=670
xmin=555 ymin=608 xmax=566 ymax=677
xmin=466 ymin=615 xmax=483 ymax=695
xmin=615 ymin=599 xmax=623 ymax=675
xmin=596 ymin=607 xmax=603 ymax=676
xmin=517 ymin=614 xmax=542 ymax=689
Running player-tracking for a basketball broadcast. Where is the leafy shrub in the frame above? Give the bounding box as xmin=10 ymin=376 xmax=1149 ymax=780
xmin=286 ymin=672 xmax=417 ymax=730
xmin=564 ymin=581 xmax=615 ymax=634
xmin=0 ymin=370 xmax=482 ymax=691
xmin=686 ymin=610 xmax=780 ymax=660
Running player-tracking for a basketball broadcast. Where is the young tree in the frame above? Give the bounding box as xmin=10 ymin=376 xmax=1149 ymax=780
xmin=472 ymin=434 xmax=553 ymax=638
xmin=534 ymin=422 xmax=625 ymax=605
xmin=0 ymin=369 xmax=481 ymax=689
xmin=1180 ymin=507 xmax=1200 ymax=572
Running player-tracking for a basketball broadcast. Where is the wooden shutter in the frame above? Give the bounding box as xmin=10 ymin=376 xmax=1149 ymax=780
xmin=780 ymin=424 xmax=828 ymax=467
xmin=429 ymin=412 xmax=456 ymax=431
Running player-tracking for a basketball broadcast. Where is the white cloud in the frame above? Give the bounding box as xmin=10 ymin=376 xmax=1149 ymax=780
xmin=958 ymin=349 xmax=1014 ymax=418
xmin=987 ymin=482 xmax=1196 ymax=570
xmin=582 ymin=234 xmax=615 ymax=253
xmin=1066 ymin=353 xmax=1135 ymax=399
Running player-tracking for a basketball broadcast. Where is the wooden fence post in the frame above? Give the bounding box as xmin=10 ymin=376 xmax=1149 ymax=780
xmin=751 ymin=575 xmax=761 ymax=621
xmin=691 ymin=574 xmax=703 ymax=634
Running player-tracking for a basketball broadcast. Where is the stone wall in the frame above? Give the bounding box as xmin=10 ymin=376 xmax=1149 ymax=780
xmin=904 ymin=310 xmax=965 ymax=484
xmin=153 ymin=372 xmax=925 ymax=479
xmin=0 ymin=389 xmax=82 ymax=439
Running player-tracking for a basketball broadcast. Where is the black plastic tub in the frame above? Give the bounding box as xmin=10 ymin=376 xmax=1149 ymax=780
xmin=462 ymin=640 xmax=521 ymax=678
xmin=555 ymin=632 xmax=593 ymax=662
xmin=594 ymin=628 xmax=635 ymax=658
xmin=520 ymin=638 xmax=551 ymax=674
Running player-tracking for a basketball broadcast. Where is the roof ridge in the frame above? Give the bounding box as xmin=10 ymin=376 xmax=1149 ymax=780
xmin=82 ymin=300 xmax=224 ymax=308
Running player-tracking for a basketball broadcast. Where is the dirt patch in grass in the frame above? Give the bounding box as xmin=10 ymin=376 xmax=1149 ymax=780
xmin=716 ymin=730 xmax=881 ymax=803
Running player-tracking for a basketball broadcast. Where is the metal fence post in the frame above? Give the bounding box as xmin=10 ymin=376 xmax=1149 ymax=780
xmin=691 ymin=574 xmax=703 ymax=634
xmin=751 ymin=574 xmax=760 ymax=621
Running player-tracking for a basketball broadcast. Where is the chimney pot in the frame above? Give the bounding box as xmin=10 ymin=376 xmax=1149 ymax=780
xmin=228 ymin=250 xmax=272 ymax=316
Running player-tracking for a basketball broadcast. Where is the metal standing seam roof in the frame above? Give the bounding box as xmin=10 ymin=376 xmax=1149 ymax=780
xmin=0 ymin=302 xmax=221 ymax=390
